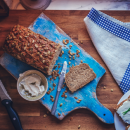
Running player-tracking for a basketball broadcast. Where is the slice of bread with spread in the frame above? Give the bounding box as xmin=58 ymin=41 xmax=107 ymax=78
xmin=115 ymin=95 xmax=130 ymax=125
xmin=65 ymin=63 xmax=96 ymax=93
xmin=126 ymin=125 xmax=130 ymax=130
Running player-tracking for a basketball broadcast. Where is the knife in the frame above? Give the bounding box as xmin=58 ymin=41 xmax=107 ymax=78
xmin=0 ymin=80 xmax=23 ymax=130
xmin=51 ymin=61 xmax=67 ymax=115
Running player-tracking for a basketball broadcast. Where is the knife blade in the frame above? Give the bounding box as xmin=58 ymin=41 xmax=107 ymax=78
xmin=0 ymin=80 xmax=23 ymax=130
xmin=51 ymin=61 xmax=67 ymax=115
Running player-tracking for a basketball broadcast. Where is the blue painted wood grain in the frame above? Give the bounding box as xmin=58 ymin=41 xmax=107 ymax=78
xmin=0 ymin=13 xmax=114 ymax=124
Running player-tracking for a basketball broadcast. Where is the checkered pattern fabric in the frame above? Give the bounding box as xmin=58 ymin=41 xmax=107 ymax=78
xmin=88 ymin=8 xmax=130 ymax=42
xmin=119 ymin=63 xmax=130 ymax=93
xmin=87 ymin=8 xmax=130 ymax=93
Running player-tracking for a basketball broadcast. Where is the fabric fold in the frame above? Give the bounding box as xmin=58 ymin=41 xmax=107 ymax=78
xmin=84 ymin=8 xmax=130 ymax=93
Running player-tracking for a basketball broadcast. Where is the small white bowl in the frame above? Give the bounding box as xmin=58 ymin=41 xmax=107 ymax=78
xmin=17 ymin=70 xmax=48 ymax=101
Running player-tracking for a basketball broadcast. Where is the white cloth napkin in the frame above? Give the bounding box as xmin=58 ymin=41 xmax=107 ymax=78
xmin=84 ymin=8 xmax=130 ymax=94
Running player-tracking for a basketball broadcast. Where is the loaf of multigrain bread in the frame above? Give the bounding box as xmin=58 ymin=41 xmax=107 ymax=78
xmin=115 ymin=95 xmax=130 ymax=125
xmin=65 ymin=63 xmax=96 ymax=92
xmin=3 ymin=25 xmax=62 ymax=75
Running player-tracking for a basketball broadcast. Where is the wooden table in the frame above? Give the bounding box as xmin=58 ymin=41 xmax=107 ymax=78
xmin=0 ymin=10 xmax=129 ymax=130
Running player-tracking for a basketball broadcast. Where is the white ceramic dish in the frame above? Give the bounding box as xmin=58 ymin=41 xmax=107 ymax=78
xmin=114 ymin=90 xmax=130 ymax=130
xmin=17 ymin=70 xmax=48 ymax=101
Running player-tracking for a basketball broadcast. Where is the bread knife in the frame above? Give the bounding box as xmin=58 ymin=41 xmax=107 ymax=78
xmin=0 ymin=80 xmax=23 ymax=130
xmin=51 ymin=61 xmax=67 ymax=115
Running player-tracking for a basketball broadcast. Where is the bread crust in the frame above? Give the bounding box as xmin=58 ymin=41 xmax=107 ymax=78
xmin=65 ymin=63 xmax=96 ymax=92
xmin=126 ymin=125 xmax=130 ymax=130
xmin=3 ymin=24 xmax=62 ymax=75
xmin=114 ymin=95 xmax=130 ymax=110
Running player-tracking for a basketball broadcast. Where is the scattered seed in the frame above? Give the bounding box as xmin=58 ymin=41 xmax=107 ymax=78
xmin=81 ymin=60 xmax=83 ymax=63
xmin=49 ymin=87 xmax=52 ymax=91
xmin=51 ymin=98 xmax=54 ymax=102
xmin=46 ymin=91 xmax=50 ymax=94
xmin=65 ymin=95 xmax=67 ymax=98
xmin=61 ymin=94 xmax=65 ymax=97
xmin=80 ymin=41 xmax=83 ymax=44
xmin=78 ymin=125 xmax=81 ymax=129
xmin=58 ymin=65 xmax=60 ymax=68
xmin=73 ymin=56 xmax=75 ymax=60
xmin=50 ymin=95 xmax=53 ymax=98
xmin=60 ymin=103 xmax=63 ymax=107
xmin=111 ymin=89 xmax=113 ymax=92
xmin=53 ymin=83 xmax=56 ymax=87
xmin=78 ymin=99 xmax=82 ymax=101
xmin=69 ymin=62 xmax=71 ymax=65
xmin=47 ymin=111 xmax=49 ymax=114
xmin=77 ymin=100 xmax=80 ymax=103
xmin=54 ymin=65 xmax=57 ymax=69
xmin=74 ymin=97 xmax=78 ymax=99
xmin=43 ymin=98 xmax=45 ymax=100
xmin=62 ymin=50 xmax=64 ymax=54
xmin=70 ymin=117 xmax=73 ymax=121
xmin=58 ymin=113 xmax=61 ymax=116
xmin=66 ymin=39 xmax=69 ymax=44
xmin=65 ymin=90 xmax=67 ymax=93
xmin=76 ymin=50 xmax=80 ymax=54
xmin=43 ymin=114 xmax=47 ymax=118
xmin=104 ymin=86 xmax=106 ymax=89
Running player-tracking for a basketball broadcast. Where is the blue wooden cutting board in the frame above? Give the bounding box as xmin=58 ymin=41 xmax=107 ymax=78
xmin=0 ymin=13 xmax=114 ymax=124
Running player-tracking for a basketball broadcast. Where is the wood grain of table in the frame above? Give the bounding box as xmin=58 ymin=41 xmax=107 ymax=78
xmin=0 ymin=10 xmax=128 ymax=130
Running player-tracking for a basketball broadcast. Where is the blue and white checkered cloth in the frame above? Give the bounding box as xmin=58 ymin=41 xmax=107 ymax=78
xmin=84 ymin=8 xmax=130 ymax=94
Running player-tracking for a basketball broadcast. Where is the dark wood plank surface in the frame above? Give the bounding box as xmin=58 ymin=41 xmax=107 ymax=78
xmin=0 ymin=10 xmax=128 ymax=130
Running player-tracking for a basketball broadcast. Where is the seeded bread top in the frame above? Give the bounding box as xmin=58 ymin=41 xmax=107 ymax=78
xmin=3 ymin=24 xmax=62 ymax=75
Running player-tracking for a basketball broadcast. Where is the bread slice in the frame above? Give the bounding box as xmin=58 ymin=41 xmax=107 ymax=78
xmin=115 ymin=95 xmax=130 ymax=125
xmin=65 ymin=63 xmax=96 ymax=92
xmin=126 ymin=125 xmax=130 ymax=130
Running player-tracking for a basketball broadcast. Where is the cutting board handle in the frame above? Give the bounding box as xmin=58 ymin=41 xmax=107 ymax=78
xmin=88 ymin=96 xmax=114 ymax=124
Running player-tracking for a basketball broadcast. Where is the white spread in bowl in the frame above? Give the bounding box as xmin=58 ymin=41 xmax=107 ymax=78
xmin=19 ymin=74 xmax=45 ymax=97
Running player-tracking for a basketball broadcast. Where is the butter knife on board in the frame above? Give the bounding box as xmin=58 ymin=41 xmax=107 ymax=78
xmin=51 ymin=61 xmax=67 ymax=115
xmin=0 ymin=80 xmax=23 ymax=130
